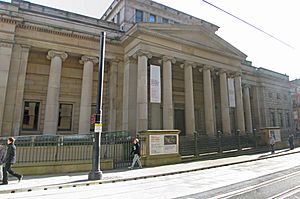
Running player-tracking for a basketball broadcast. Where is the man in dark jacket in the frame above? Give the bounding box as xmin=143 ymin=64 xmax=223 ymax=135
xmin=1 ymin=137 xmax=23 ymax=185
xmin=128 ymin=138 xmax=142 ymax=169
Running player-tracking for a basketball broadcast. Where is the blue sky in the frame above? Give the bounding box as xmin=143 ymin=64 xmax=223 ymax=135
xmin=2 ymin=0 xmax=299 ymax=80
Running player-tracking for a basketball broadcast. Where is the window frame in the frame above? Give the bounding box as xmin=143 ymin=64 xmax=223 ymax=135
xmin=22 ymin=101 xmax=41 ymax=131
xmin=135 ymin=9 xmax=143 ymax=23
xmin=57 ymin=103 xmax=74 ymax=132
xmin=149 ymin=14 xmax=156 ymax=23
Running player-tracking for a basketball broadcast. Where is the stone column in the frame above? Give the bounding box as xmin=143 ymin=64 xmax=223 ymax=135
xmin=219 ymin=70 xmax=231 ymax=134
xmin=123 ymin=56 xmax=137 ymax=134
xmin=203 ymin=66 xmax=215 ymax=135
xmin=43 ymin=50 xmax=68 ymax=135
xmin=184 ymin=62 xmax=195 ymax=135
xmin=108 ymin=60 xmax=119 ymax=132
xmin=163 ymin=56 xmax=175 ymax=130
xmin=136 ymin=51 xmax=152 ymax=132
xmin=234 ymin=73 xmax=245 ymax=134
xmin=0 ymin=42 xmax=13 ymax=136
xmin=78 ymin=56 xmax=98 ymax=134
xmin=12 ymin=46 xmax=30 ymax=135
xmin=243 ymin=85 xmax=253 ymax=133
xmin=2 ymin=45 xmax=30 ymax=136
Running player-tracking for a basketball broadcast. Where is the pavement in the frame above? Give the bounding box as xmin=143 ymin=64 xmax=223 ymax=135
xmin=0 ymin=147 xmax=300 ymax=194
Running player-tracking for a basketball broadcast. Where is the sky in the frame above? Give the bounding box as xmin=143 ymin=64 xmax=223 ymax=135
xmin=2 ymin=0 xmax=299 ymax=80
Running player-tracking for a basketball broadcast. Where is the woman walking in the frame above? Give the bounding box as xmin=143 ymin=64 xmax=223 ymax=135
xmin=128 ymin=138 xmax=142 ymax=169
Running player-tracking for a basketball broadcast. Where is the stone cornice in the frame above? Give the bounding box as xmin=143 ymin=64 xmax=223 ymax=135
xmin=47 ymin=50 xmax=68 ymax=61
xmin=79 ymin=55 xmax=99 ymax=65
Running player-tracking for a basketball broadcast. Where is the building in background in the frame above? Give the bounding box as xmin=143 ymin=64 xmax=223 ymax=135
xmin=291 ymin=79 xmax=300 ymax=132
xmin=0 ymin=0 xmax=292 ymax=137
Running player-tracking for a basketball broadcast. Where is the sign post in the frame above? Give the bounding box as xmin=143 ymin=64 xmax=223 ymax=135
xmin=88 ymin=32 xmax=106 ymax=181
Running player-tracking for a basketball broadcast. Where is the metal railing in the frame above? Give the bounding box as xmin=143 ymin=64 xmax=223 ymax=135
xmin=0 ymin=132 xmax=133 ymax=169
xmin=179 ymin=132 xmax=259 ymax=158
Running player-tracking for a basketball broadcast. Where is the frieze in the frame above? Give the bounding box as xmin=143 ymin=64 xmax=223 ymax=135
xmin=0 ymin=42 xmax=13 ymax=48
xmin=17 ymin=23 xmax=100 ymax=42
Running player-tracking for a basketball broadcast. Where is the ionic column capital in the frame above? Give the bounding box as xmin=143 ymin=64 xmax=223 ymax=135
xmin=234 ymin=71 xmax=243 ymax=78
xmin=47 ymin=50 xmax=68 ymax=61
xmin=243 ymin=84 xmax=251 ymax=89
xmin=219 ymin=69 xmax=228 ymax=75
xmin=134 ymin=50 xmax=152 ymax=59
xmin=203 ymin=65 xmax=214 ymax=71
xmin=79 ymin=55 xmax=99 ymax=65
xmin=124 ymin=55 xmax=137 ymax=64
xmin=163 ymin=56 xmax=176 ymax=64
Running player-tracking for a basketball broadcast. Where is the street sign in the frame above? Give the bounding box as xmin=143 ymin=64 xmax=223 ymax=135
xmin=94 ymin=123 xmax=102 ymax=133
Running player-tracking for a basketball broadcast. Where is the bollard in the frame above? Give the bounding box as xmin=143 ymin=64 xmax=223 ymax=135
xmin=217 ymin=130 xmax=222 ymax=154
xmin=236 ymin=129 xmax=241 ymax=151
xmin=194 ymin=131 xmax=199 ymax=158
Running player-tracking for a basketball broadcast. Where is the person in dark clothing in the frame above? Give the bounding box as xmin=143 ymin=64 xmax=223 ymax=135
xmin=1 ymin=137 xmax=23 ymax=185
xmin=288 ymin=134 xmax=295 ymax=150
xmin=128 ymin=138 xmax=142 ymax=169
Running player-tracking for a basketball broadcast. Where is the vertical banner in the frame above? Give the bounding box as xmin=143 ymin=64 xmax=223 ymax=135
xmin=150 ymin=65 xmax=161 ymax=103
xmin=228 ymin=78 xmax=236 ymax=108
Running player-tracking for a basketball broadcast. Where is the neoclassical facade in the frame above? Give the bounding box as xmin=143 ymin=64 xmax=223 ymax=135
xmin=0 ymin=0 xmax=292 ymax=137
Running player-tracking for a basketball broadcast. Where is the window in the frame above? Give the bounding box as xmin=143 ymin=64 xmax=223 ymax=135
xmin=162 ymin=17 xmax=169 ymax=23
xmin=284 ymin=94 xmax=287 ymax=100
xmin=58 ymin=104 xmax=73 ymax=131
xmin=115 ymin=12 xmax=120 ymax=24
xmin=22 ymin=101 xmax=40 ymax=131
xmin=286 ymin=113 xmax=291 ymax=127
xmin=278 ymin=113 xmax=283 ymax=127
xmin=135 ymin=9 xmax=143 ymax=23
xmin=270 ymin=112 xmax=276 ymax=126
xmin=149 ymin=14 xmax=156 ymax=23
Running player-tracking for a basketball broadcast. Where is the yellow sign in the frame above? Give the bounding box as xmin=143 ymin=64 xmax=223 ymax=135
xmin=94 ymin=123 xmax=102 ymax=133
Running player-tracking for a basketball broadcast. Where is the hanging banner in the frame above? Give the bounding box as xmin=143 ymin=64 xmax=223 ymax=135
xmin=150 ymin=65 xmax=161 ymax=103
xmin=228 ymin=78 xmax=236 ymax=108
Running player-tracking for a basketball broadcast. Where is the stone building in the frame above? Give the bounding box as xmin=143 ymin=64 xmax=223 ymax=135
xmin=0 ymin=0 xmax=292 ymax=137
xmin=291 ymin=79 xmax=300 ymax=131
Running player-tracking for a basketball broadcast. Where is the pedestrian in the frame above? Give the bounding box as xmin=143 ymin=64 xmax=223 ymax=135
xmin=128 ymin=138 xmax=142 ymax=169
xmin=269 ymin=135 xmax=275 ymax=154
xmin=1 ymin=137 xmax=23 ymax=185
xmin=0 ymin=144 xmax=6 ymax=182
xmin=288 ymin=133 xmax=294 ymax=150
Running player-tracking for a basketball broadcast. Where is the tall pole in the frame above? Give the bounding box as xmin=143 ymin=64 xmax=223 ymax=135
xmin=88 ymin=32 xmax=106 ymax=180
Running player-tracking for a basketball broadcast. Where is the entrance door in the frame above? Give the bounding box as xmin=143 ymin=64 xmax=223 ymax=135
xmin=174 ymin=109 xmax=186 ymax=136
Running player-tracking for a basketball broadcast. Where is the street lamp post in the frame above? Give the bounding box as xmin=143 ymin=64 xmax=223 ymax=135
xmin=88 ymin=32 xmax=106 ymax=181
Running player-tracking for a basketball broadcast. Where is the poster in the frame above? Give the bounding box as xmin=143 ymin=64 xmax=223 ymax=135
xmin=269 ymin=129 xmax=281 ymax=142
xmin=150 ymin=134 xmax=178 ymax=155
xmin=150 ymin=65 xmax=161 ymax=103
xmin=228 ymin=78 xmax=236 ymax=108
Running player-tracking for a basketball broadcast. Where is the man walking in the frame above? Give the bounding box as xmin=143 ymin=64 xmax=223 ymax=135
xmin=269 ymin=135 xmax=275 ymax=154
xmin=1 ymin=137 xmax=23 ymax=185
xmin=128 ymin=138 xmax=142 ymax=169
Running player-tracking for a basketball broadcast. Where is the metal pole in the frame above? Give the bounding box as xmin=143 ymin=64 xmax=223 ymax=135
xmin=88 ymin=32 xmax=106 ymax=180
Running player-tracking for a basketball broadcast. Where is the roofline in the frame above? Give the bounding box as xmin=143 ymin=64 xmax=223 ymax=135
xmin=101 ymin=0 xmax=219 ymax=30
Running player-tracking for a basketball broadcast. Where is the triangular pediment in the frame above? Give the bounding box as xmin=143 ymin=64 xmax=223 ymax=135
xmin=136 ymin=23 xmax=247 ymax=59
